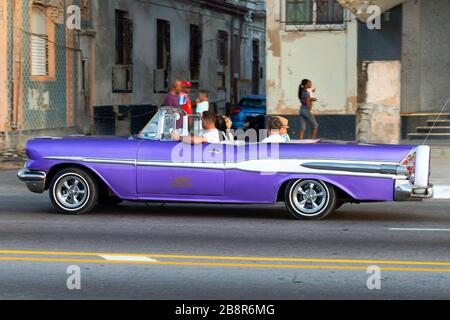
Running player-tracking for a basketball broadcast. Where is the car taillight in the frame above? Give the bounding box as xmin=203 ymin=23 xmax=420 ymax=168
xmin=231 ymin=108 xmax=241 ymax=115
xmin=402 ymin=150 xmax=417 ymax=181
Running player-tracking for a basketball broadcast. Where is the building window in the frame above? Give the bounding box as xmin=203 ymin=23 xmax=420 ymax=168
xmin=286 ymin=0 xmax=344 ymax=25
xmin=113 ymin=10 xmax=133 ymax=93
xmin=252 ymin=39 xmax=260 ymax=95
xmin=157 ymin=19 xmax=171 ymax=70
xmin=31 ymin=5 xmax=55 ymax=80
xmin=217 ymin=30 xmax=228 ymax=66
xmin=217 ymin=72 xmax=226 ymax=90
xmin=115 ymin=10 xmax=133 ymax=65
xmin=155 ymin=19 xmax=171 ymax=92
xmin=190 ymin=24 xmax=202 ymax=82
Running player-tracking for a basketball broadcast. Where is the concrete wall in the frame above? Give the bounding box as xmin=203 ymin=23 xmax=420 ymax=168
xmin=402 ymin=0 xmax=450 ymax=113
xmin=356 ymin=60 xmax=401 ymax=144
xmin=92 ymin=0 xmax=266 ymax=114
xmin=266 ymin=0 xmax=358 ymax=116
xmin=339 ymin=0 xmax=407 ymax=21
xmin=357 ymin=5 xmax=402 ymax=62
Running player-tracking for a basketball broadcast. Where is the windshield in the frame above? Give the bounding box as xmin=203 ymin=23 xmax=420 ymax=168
xmin=138 ymin=111 xmax=161 ymax=140
xmin=138 ymin=107 xmax=202 ymax=141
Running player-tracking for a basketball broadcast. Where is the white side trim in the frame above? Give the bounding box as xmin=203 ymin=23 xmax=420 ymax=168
xmin=45 ymin=156 xmax=404 ymax=179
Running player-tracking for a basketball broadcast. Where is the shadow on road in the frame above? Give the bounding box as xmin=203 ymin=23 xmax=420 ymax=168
xmin=1 ymin=195 xmax=448 ymax=223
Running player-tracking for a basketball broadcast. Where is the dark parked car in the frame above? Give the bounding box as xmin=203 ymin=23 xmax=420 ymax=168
xmin=230 ymin=95 xmax=266 ymax=130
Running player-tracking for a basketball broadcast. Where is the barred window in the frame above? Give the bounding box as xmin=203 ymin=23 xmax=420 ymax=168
xmin=286 ymin=0 xmax=344 ymax=25
xmin=31 ymin=5 xmax=54 ymax=78
xmin=190 ymin=24 xmax=202 ymax=81
xmin=217 ymin=30 xmax=228 ymax=66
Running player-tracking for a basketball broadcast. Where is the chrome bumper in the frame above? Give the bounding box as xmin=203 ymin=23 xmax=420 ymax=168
xmin=17 ymin=168 xmax=47 ymax=194
xmin=395 ymin=180 xmax=434 ymax=201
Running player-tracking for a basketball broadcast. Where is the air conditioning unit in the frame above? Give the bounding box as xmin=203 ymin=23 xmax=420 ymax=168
xmin=112 ymin=65 xmax=133 ymax=93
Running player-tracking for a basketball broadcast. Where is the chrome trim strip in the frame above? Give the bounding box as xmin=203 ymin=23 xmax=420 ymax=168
xmin=302 ymin=162 xmax=409 ymax=176
xmin=44 ymin=156 xmax=406 ymax=179
xmin=45 ymin=156 xmax=399 ymax=166
xmin=45 ymin=156 xmax=136 ymax=166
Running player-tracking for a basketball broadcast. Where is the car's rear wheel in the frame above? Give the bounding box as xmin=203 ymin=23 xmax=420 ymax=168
xmin=284 ymin=179 xmax=337 ymax=220
xmin=49 ymin=168 xmax=98 ymax=215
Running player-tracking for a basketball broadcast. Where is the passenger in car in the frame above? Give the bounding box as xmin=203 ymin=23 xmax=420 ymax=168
xmin=262 ymin=117 xmax=290 ymax=144
xmin=171 ymin=111 xmax=221 ymax=144
xmin=216 ymin=115 xmax=234 ymax=141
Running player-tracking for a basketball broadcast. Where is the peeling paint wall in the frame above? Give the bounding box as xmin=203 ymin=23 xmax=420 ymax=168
xmin=356 ymin=61 xmax=401 ymax=144
xmin=266 ymin=0 xmax=358 ymax=116
xmin=1 ymin=0 xmax=90 ymax=151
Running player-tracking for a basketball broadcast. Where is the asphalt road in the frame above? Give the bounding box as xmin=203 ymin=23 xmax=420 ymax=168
xmin=0 ymin=170 xmax=450 ymax=300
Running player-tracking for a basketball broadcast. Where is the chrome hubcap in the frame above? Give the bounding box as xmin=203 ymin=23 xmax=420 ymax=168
xmin=292 ymin=180 xmax=328 ymax=215
xmin=55 ymin=175 xmax=89 ymax=210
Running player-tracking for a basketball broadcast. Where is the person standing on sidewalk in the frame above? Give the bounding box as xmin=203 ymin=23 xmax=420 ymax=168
xmin=298 ymin=79 xmax=319 ymax=140
xmin=196 ymin=90 xmax=210 ymax=115
xmin=180 ymin=81 xmax=193 ymax=115
xmin=163 ymin=80 xmax=182 ymax=107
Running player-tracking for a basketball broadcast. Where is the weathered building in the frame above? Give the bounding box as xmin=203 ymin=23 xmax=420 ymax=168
xmin=343 ymin=0 xmax=450 ymax=142
xmin=0 ymin=0 xmax=91 ymax=152
xmin=91 ymin=0 xmax=266 ymax=135
xmin=266 ymin=0 xmax=358 ymax=141
xmin=0 ymin=0 xmax=266 ymax=150
xmin=267 ymin=0 xmax=450 ymax=142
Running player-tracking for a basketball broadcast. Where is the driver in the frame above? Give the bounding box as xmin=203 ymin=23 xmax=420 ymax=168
xmin=171 ymin=111 xmax=220 ymax=144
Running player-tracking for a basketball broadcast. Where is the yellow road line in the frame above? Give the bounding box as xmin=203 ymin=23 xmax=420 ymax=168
xmin=0 ymin=249 xmax=450 ymax=267
xmin=1 ymin=257 xmax=450 ymax=273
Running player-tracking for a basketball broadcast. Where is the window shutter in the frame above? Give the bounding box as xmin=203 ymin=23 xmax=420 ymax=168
xmin=31 ymin=35 xmax=48 ymax=76
xmin=31 ymin=6 xmax=49 ymax=76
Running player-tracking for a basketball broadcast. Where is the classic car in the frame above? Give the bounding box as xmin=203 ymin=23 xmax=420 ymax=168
xmin=230 ymin=95 xmax=266 ymax=130
xmin=17 ymin=107 xmax=433 ymax=220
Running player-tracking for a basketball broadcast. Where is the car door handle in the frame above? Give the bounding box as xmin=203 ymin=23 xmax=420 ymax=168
xmin=208 ymin=148 xmax=222 ymax=155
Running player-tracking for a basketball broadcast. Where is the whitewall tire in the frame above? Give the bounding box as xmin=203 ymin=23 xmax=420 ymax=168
xmin=284 ymin=180 xmax=337 ymax=220
xmin=49 ymin=168 xmax=98 ymax=215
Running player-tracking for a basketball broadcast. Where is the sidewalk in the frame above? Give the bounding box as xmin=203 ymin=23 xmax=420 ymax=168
xmin=0 ymin=151 xmax=27 ymax=171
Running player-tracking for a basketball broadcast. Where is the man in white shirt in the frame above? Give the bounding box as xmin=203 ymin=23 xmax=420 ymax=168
xmin=262 ymin=117 xmax=290 ymax=144
xmin=196 ymin=90 xmax=210 ymax=115
xmin=171 ymin=111 xmax=220 ymax=144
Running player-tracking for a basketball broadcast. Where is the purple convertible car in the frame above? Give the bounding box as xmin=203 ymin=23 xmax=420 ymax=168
xmin=18 ymin=107 xmax=433 ymax=220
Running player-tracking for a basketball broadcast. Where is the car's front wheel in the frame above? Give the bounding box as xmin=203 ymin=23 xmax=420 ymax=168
xmin=49 ymin=168 xmax=98 ymax=215
xmin=284 ymin=179 xmax=337 ymax=220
